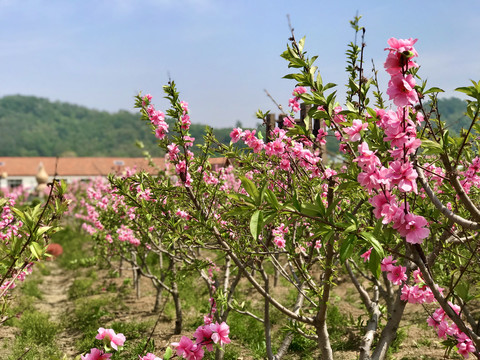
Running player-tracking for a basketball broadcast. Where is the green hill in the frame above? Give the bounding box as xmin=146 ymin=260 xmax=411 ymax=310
xmin=435 ymin=97 xmax=471 ymax=135
xmin=0 ymin=95 xmax=234 ymax=157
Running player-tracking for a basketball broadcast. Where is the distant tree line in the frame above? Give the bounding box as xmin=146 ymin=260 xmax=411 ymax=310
xmin=0 ymin=95 xmax=235 ymax=157
xmin=0 ymin=95 xmax=469 ymax=157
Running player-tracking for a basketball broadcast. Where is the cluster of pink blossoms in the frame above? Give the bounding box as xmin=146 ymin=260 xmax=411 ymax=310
xmin=143 ymin=94 xmax=169 ymax=140
xmin=350 ymin=38 xmax=429 ymax=245
xmin=81 ymin=328 xmax=162 ymax=360
xmin=173 ymin=321 xmax=231 ymax=360
xmin=171 ymin=259 xmax=230 ymax=360
xmin=167 ymin=141 xmax=195 ymax=188
xmin=230 ymin=126 xmax=323 ymax=179
xmin=116 ymin=224 xmax=140 ymax=246
xmin=379 ymin=255 xmax=475 ymax=357
xmin=288 ymin=86 xmax=307 ymax=113
xmin=0 ymin=197 xmax=22 ymax=241
xmin=384 ymin=38 xmax=419 ymax=107
xmin=79 ymin=176 xmax=145 ymax=249
xmin=427 ymin=305 xmax=476 ymax=358
xmin=0 ymin=262 xmax=33 ymax=296
xmin=179 ymin=100 xmax=191 ymax=130
xmin=81 ymin=328 xmax=126 ymax=360
xmin=0 ymin=196 xmax=35 ymax=296
xmin=460 ymin=156 xmax=480 ymax=194
xmin=272 ymin=223 xmax=288 ymax=248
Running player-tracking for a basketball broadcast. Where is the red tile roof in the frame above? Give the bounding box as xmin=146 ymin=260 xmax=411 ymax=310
xmin=0 ymin=156 xmax=230 ymax=177
xmin=0 ymin=157 xmax=165 ymax=177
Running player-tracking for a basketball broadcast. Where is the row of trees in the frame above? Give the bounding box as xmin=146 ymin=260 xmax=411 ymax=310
xmin=76 ymin=19 xmax=480 ymax=360
xmin=2 ymin=17 xmax=480 ymax=360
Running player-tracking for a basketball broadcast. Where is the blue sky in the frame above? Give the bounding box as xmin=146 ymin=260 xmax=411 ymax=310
xmin=0 ymin=0 xmax=479 ymax=128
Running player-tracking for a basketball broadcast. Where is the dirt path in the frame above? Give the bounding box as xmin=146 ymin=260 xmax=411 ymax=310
xmin=34 ymin=261 xmax=79 ymax=357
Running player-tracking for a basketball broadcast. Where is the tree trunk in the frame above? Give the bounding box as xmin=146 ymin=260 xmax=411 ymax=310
xmin=172 ymin=284 xmax=182 ymax=334
xmin=153 ymin=284 xmax=163 ymax=313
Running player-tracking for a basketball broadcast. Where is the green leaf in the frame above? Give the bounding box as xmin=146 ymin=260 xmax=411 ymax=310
xmin=300 ymin=203 xmax=322 ymax=217
xmin=421 ymin=139 xmax=444 ymax=155
xmin=29 ymin=242 xmax=44 ymax=260
xmin=258 ymin=182 xmax=268 ymax=207
xmin=367 ymin=249 xmax=381 ymax=279
xmin=164 ymin=347 xmax=173 ymax=360
xmin=240 ymin=176 xmax=259 ymax=201
xmin=36 ymin=226 xmax=52 ymax=237
xmin=423 ymin=87 xmax=444 ymax=95
xmin=265 ymin=189 xmax=281 ymax=210
xmin=340 ymin=235 xmax=356 ymax=262
xmin=250 ymin=210 xmax=264 ymax=240
xmin=455 ymin=282 xmax=471 ymax=302
xmin=360 ymin=232 xmax=384 ymax=259
xmin=292 ymin=192 xmax=301 ymax=212
xmin=298 ymin=36 xmax=306 ymax=53
xmin=226 ymin=205 xmax=255 ymax=216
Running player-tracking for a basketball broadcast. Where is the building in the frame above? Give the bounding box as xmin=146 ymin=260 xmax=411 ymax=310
xmin=0 ymin=156 xmax=231 ymax=190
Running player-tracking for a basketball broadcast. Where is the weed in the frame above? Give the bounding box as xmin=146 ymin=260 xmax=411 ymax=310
xmin=20 ymin=278 xmax=43 ymax=299
xmin=38 ymin=262 xmax=51 ymax=276
xmin=288 ymin=332 xmax=317 ymax=353
xmin=111 ymin=320 xmax=153 ymax=340
xmin=326 ymin=305 xmax=359 ymax=351
xmin=67 ymin=277 xmax=95 ymax=300
xmin=18 ymin=311 xmax=58 ymax=345
xmin=66 ymin=297 xmax=111 ymax=333
xmin=387 ymin=327 xmax=407 ymax=357
xmin=228 ymin=311 xmax=266 ymax=358
xmin=416 ymin=337 xmax=432 ymax=347
xmin=7 ymin=310 xmax=61 ymax=360
xmin=51 ymin=226 xmax=94 ymax=270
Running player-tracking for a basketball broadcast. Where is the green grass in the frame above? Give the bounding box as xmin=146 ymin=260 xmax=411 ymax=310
xmin=51 ymin=226 xmax=96 ymax=270
xmin=228 ymin=310 xmax=266 ymax=358
xmin=7 ymin=310 xmax=61 ymax=360
xmin=19 ymin=277 xmax=43 ymax=299
xmin=67 ymin=277 xmax=95 ymax=300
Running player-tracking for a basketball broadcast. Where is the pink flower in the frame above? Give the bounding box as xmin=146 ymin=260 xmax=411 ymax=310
xmin=343 ymin=120 xmax=368 ymax=142
xmin=180 ymin=100 xmax=189 ymax=113
xmin=176 ymin=209 xmax=191 ymax=220
xmin=384 ymin=38 xmax=418 ymax=73
xmin=386 ymin=73 xmax=419 ymax=107
xmin=142 ymin=94 xmax=153 ymax=106
xmin=360 ymin=248 xmax=373 ymax=262
xmin=176 ymin=161 xmax=187 ymax=174
xmin=385 ymin=37 xmax=418 ymax=55
xmin=292 ymin=86 xmax=307 ymax=97
xmin=173 ymin=336 xmax=204 ymax=360
xmin=369 ymin=192 xmax=397 ymax=224
xmin=381 ymin=256 xmax=397 ymax=272
xmin=210 ymin=322 xmax=231 ymax=346
xmin=95 ymin=328 xmax=126 ymax=351
xmin=229 ymin=128 xmax=244 ymax=143
xmin=457 ymin=332 xmax=476 ymax=358
xmin=283 ymin=116 xmax=295 ymax=128
xmin=139 ymin=353 xmax=162 ymax=360
xmin=396 ymin=213 xmax=430 ymax=244
xmin=288 ymin=97 xmax=300 ymax=112
xmin=387 ymin=265 xmax=407 ymax=285
xmin=387 ymin=160 xmax=418 ymax=193
xmin=81 ymin=348 xmax=112 ymax=360
xmin=194 ymin=325 xmax=214 ymax=352
xmin=384 ymin=37 xmax=419 ymax=75
xmin=354 ymin=142 xmax=381 ymax=169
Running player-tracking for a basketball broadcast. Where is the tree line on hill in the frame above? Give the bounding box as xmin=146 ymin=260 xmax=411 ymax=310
xmin=0 ymin=95 xmax=470 ymax=157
